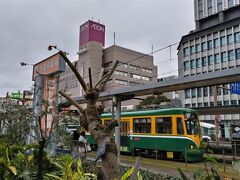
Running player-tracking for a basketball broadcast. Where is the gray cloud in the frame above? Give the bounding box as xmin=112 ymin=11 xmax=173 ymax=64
xmin=0 ymin=0 xmax=194 ymax=96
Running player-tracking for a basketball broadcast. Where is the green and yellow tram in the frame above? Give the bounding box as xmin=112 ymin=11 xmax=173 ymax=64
xmin=88 ymin=108 xmax=203 ymax=162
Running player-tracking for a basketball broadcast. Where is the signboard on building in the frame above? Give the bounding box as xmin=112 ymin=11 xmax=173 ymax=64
xmin=10 ymin=92 xmax=22 ymax=99
xmin=231 ymin=82 xmax=240 ymax=95
xmin=79 ymin=20 xmax=105 ymax=47
xmin=32 ymin=52 xmax=66 ymax=81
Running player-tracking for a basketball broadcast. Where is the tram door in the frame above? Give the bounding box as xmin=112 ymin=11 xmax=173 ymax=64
xmin=120 ymin=119 xmax=130 ymax=151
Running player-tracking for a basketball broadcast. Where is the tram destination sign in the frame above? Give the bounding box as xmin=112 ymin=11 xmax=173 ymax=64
xmin=231 ymin=82 xmax=240 ymax=95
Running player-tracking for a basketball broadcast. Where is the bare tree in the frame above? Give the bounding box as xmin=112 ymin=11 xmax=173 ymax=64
xmin=55 ymin=49 xmax=120 ymax=179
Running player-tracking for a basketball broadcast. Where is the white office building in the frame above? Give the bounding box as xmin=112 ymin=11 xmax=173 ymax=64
xmin=178 ymin=0 xmax=240 ymax=139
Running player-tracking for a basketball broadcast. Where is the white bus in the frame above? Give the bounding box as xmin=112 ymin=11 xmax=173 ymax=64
xmin=200 ymin=122 xmax=216 ymax=142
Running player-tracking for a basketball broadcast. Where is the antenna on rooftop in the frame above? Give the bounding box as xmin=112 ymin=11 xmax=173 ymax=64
xmin=114 ymin=32 xmax=116 ymax=45
xmin=151 ymin=45 xmax=154 ymax=55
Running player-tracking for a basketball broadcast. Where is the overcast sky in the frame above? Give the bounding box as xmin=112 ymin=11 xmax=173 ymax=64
xmin=0 ymin=0 xmax=194 ymax=96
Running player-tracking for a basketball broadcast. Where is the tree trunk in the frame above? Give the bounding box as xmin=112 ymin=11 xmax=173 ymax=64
xmin=37 ymin=140 xmax=46 ymax=180
xmin=85 ymin=93 xmax=119 ymax=179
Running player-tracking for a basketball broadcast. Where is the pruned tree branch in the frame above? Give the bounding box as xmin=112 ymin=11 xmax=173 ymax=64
xmin=59 ymin=51 xmax=88 ymax=93
xmin=98 ymin=67 xmax=105 ymax=82
xmin=95 ymin=60 xmax=119 ymax=90
xmin=88 ymin=68 xmax=93 ymax=89
xmin=108 ymin=119 xmax=119 ymax=131
xmin=38 ymin=116 xmax=44 ymax=139
xmin=59 ymin=90 xmax=84 ymax=114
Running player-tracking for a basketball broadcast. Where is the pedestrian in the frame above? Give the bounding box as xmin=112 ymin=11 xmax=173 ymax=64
xmin=78 ymin=131 xmax=91 ymax=153
xmin=72 ymin=130 xmax=80 ymax=144
xmin=72 ymin=130 xmax=80 ymax=157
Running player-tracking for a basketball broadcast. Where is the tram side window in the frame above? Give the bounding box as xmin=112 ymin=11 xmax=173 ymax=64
xmin=177 ymin=117 xmax=184 ymax=135
xmin=156 ymin=117 xmax=172 ymax=134
xmin=133 ymin=118 xmax=151 ymax=133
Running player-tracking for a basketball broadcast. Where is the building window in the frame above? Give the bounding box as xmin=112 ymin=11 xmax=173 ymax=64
xmin=142 ymin=76 xmax=151 ymax=81
xmin=236 ymin=49 xmax=240 ymax=59
xmin=133 ymin=118 xmax=151 ymax=133
xmin=214 ymin=54 xmax=220 ymax=64
xmin=224 ymin=101 xmax=230 ymax=105
xmin=227 ymin=34 xmax=233 ymax=45
xmin=184 ymin=61 xmax=190 ymax=71
xmin=202 ymin=57 xmax=207 ymax=67
xmin=199 ymin=10 xmax=203 ymax=19
xmin=129 ymin=64 xmax=140 ymax=71
xmin=197 ymin=88 xmax=202 ymax=97
xmin=196 ymin=44 xmax=201 ymax=53
xmin=207 ymin=0 xmax=213 ymax=15
xmin=198 ymin=0 xmax=203 ymax=18
xmin=234 ymin=32 xmax=240 ymax=43
xmin=207 ymin=40 xmax=213 ymax=50
xmin=223 ymin=84 xmax=229 ymax=95
xmin=130 ymin=74 xmax=141 ymax=79
xmin=190 ymin=60 xmax=195 ymax=69
xmin=201 ymin=42 xmax=207 ymax=51
xmin=190 ymin=45 xmax=195 ymax=55
xmin=217 ymin=0 xmax=223 ymax=11
xmin=115 ymin=70 xmax=128 ymax=77
xmin=209 ymin=86 xmax=214 ymax=96
xmin=142 ymin=68 xmax=152 ymax=73
xmin=208 ymin=55 xmax=214 ymax=65
xmin=196 ymin=58 xmax=201 ymax=68
xmin=204 ymin=102 xmax=209 ymax=107
xmin=115 ymin=79 xmax=128 ymax=85
xmin=221 ymin=52 xmax=227 ymax=62
xmin=228 ymin=0 xmax=233 ymax=8
xmin=183 ymin=47 xmax=189 ymax=57
xmin=213 ymin=38 xmax=219 ymax=48
xmin=185 ymin=104 xmax=190 ymax=108
xmin=185 ymin=89 xmax=190 ymax=99
xmin=192 ymin=88 xmax=196 ymax=98
xmin=177 ymin=118 xmax=184 ymax=134
xmin=156 ymin=117 xmax=172 ymax=134
xmin=220 ymin=36 xmax=225 ymax=47
xmin=198 ymin=103 xmax=202 ymax=107
xmin=118 ymin=62 xmax=128 ymax=68
xmin=203 ymin=87 xmax=208 ymax=97
xmin=228 ymin=50 xmax=234 ymax=61
xmin=231 ymin=100 xmax=237 ymax=105
xmin=106 ymin=79 xmax=113 ymax=84
xmin=217 ymin=101 xmax=222 ymax=106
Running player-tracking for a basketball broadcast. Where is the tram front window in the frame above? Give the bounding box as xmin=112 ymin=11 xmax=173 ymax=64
xmin=185 ymin=113 xmax=200 ymax=135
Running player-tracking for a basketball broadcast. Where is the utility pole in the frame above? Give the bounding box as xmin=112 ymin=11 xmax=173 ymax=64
xmin=213 ymin=86 xmax=219 ymax=146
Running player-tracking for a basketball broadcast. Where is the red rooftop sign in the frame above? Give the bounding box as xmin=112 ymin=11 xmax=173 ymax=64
xmin=79 ymin=20 xmax=105 ymax=47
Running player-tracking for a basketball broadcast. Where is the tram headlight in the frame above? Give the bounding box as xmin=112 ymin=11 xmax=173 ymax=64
xmin=190 ymin=145 xmax=194 ymax=149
